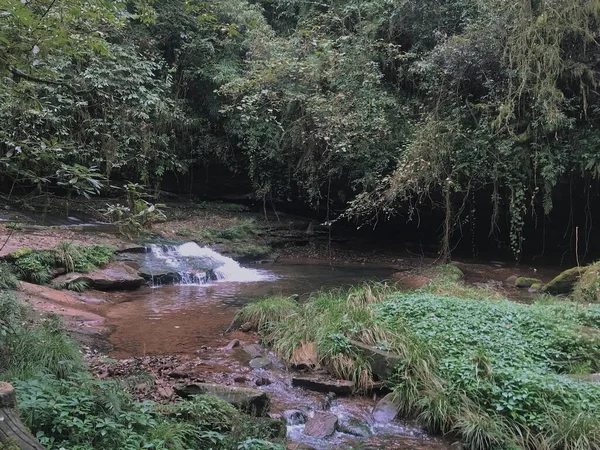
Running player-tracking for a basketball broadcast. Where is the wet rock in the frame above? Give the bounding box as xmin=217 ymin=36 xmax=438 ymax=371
xmin=174 ymin=382 xmax=270 ymax=416
xmin=372 ymin=393 xmax=399 ymax=423
xmin=249 ymin=357 xmax=272 ymax=370
xmin=304 ymin=412 xmax=339 ymax=438
xmin=292 ymin=376 xmax=353 ymax=395
xmin=138 ymin=268 xmax=181 ymax=285
xmin=255 ymin=377 xmax=271 ymax=386
xmin=543 ymin=267 xmax=587 ymax=295
xmin=53 ymin=262 xmax=144 ymax=290
xmin=338 ymin=417 xmax=372 ymax=438
xmin=168 ymin=370 xmax=188 ymax=379
xmin=349 ymin=340 xmax=401 ymax=381
xmin=225 ymin=339 xmax=240 ymax=350
xmin=515 ymin=277 xmax=542 ymax=288
xmin=240 ymin=322 xmax=254 ymax=332
xmin=505 ymin=275 xmax=518 ymax=286
xmin=233 ymin=375 xmax=248 ymax=383
xmin=243 ymin=344 xmax=263 ymax=359
xmin=283 ymin=409 xmax=308 ymax=425
xmin=115 ymin=244 xmax=148 ymax=254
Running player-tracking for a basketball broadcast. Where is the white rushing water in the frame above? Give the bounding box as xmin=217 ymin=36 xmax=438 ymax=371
xmin=146 ymin=242 xmax=274 ymax=285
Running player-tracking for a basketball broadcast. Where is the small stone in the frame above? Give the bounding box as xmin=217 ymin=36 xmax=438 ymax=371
xmin=304 ymin=411 xmax=338 ymax=438
xmin=249 ymin=357 xmax=272 ymax=370
xmin=255 ymin=377 xmax=272 ymax=386
xmin=234 ymin=375 xmax=248 ymax=383
xmin=283 ymin=409 xmax=307 ymax=425
xmin=240 ymin=322 xmax=254 ymax=332
xmin=168 ymin=370 xmax=188 ymax=379
xmin=243 ymin=344 xmax=263 ymax=359
xmin=225 ymin=339 xmax=240 ymax=350
xmin=337 ymin=417 xmax=372 ymax=438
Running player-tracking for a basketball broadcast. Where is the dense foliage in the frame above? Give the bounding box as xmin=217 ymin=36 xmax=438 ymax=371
xmin=2 ymin=0 xmax=600 ymax=258
xmin=242 ymin=280 xmax=600 ymax=449
xmin=0 ymin=290 xmax=285 ymax=450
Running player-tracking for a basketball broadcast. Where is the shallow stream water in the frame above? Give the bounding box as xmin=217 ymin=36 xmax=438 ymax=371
xmin=102 ymin=245 xmax=450 ymax=450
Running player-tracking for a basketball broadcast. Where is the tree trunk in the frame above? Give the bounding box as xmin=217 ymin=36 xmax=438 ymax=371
xmin=0 ymin=383 xmax=45 ymax=450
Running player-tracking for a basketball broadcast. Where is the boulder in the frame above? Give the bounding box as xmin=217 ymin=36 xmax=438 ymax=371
xmin=283 ymin=409 xmax=308 ymax=425
xmin=304 ymin=412 xmax=338 ymax=438
xmin=515 ymin=277 xmax=542 ymax=288
xmin=372 ymin=393 xmax=399 ymax=423
xmin=243 ymin=344 xmax=263 ymax=359
xmin=291 ymin=376 xmax=354 ymax=395
xmin=350 ymin=340 xmax=402 ymax=380
xmin=543 ymin=267 xmax=587 ymax=295
xmin=174 ymin=382 xmax=270 ymax=416
xmin=572 ymin=263 xmax=600 ymax=303
xmin=52 ymin=261 xmax=144 ymax=290
xmin=138 ymin=268 xmax=181 ymax=285
xmin=249 ymin=357 xmax=272 ymax=370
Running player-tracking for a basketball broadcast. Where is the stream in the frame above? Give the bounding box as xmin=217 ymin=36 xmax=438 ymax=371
xmin=101 ymin=243 xmax=450 ymax=450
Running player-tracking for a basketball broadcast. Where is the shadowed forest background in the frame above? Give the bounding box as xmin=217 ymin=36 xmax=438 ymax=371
xmin=2 ymin=0 xmax=600 ymax=263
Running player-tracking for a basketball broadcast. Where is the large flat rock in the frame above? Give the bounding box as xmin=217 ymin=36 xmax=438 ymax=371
xmin=53 ymin=261 xmax=144 ymax=290
xmin=174 ymin=382 xmax=270 ymax=416
xmin=291 ymin=376 xmax=354 ymax=395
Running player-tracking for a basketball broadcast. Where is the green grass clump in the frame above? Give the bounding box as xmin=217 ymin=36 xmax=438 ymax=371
xmin=0 ymin=261 xmax=20 ymax=290
xmin=572 ymin=262 xmax=600 ymax=303
xmin=236 ymin=296 xmax=298 ymax=332
xmin=515 ymin=276 xmax=542 ymax=288
xmin=234 ymin=244 xmax=272 ymax=259
xmin=203 ymin=219 xmax=259 ymax=243
xmin=250 ymin=284 xmax=397 ymax=389
xmin=0 ymin=292 xmax=84 ymax=380
xmin=11 ymin=242 xmax=115 ymax=284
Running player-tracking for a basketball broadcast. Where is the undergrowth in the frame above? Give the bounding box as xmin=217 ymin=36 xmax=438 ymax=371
xmin=0 ymin=288 xmax=285 ymax=450
xmin=243 ymin=275 xmax=600 ymax=449
xmin=10 ymin=243 xmax=114 ymax=284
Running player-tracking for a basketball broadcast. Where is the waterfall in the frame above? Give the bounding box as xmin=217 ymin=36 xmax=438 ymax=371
xmin=145 ymin=242 xmax=273 ymax=285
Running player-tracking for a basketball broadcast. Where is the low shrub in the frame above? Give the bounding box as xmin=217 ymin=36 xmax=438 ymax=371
xmin=11 ymin=242 xmax=114 ymax=284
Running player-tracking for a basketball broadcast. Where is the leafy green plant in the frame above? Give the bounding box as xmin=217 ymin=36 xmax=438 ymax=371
xmin=0 ymin=262 xmax=20 ymax=290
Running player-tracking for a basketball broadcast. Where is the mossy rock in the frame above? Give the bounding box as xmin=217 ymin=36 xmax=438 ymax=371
xmin=542 ymin=266 xmax=588 ymax=295
xmin=515 ymin=277 xmax=542 ymax=288
xmin=571 ymin=263 xmax=600 ymax=303
xmin=4 ymin=248 xmax=34 ymax=261
xmin=431 ymin=264 xmax=465 ymax=283
xmin=530 ymin=283 xmax=543 ymax=291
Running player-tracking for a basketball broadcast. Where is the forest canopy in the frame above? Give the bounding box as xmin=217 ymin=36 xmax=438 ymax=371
xmin=1 ymin=0 xmax=600 ymax=260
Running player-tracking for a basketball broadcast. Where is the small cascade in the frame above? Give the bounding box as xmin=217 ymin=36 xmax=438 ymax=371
xmin=144 ymin=242 xmax=273 ymax=286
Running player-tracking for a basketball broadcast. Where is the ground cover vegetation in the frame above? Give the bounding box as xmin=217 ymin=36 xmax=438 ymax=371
xmin=239 ymin=273 xmax=600 ymax=449
xmin=0 ymin=281 xmax=285 ymax=450
xmin=1 ymin=0 xmax=600 ymax=259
